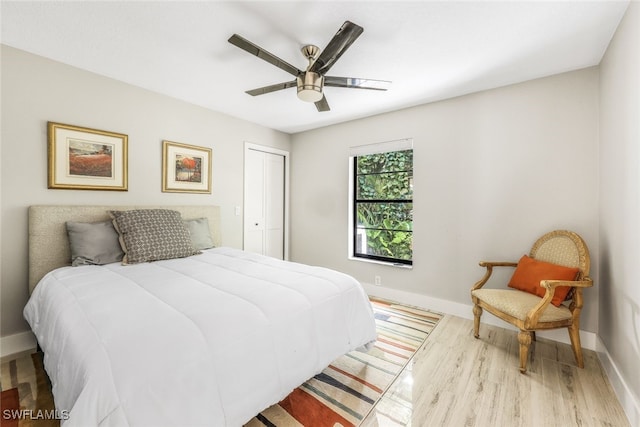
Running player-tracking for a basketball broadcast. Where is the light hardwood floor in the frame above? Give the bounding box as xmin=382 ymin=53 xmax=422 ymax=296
xmin=1 ymin=314 xmax=629 ymax=427
xmin=361 ymin=314 xmax=629 ymax=427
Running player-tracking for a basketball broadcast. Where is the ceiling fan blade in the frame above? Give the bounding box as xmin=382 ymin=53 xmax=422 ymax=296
xmin=324 ymin=76 xmax=391 ymax=91
xmin=315 ymin=95 xmax=330 ymax=112
xmin=228 ymin=34 xmax=302 ymax=78
xmin=246 ymin=81 xmax=297 ymax=96
xmin=309 ymin=21 xmax=363 ymax=75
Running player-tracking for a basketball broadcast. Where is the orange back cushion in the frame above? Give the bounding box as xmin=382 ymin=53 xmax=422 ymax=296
xmin=508 ymin=255 xmax=579 ymax=306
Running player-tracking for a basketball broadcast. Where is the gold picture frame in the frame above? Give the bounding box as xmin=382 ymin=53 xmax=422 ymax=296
xmin=162 ymin=140 xmax=212 ymax=194
xmin=47 ymin=122 xmax=128 ymax=191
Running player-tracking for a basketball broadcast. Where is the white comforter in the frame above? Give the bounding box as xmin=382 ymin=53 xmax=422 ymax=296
xmin=24 ymin=247 xmax=376 ymax=426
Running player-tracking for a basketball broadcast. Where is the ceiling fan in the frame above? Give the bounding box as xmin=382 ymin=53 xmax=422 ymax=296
xmin=228 ymin=21 xmax=391 ymax=112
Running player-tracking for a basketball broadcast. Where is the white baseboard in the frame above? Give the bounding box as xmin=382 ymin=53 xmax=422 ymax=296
xmin=596 ymin=337 xmax=640 ymax=427
xmin=362 ymin=282 xmax=597 ymax=350
xmin=1 ymin=331 xmax=37 ymax=358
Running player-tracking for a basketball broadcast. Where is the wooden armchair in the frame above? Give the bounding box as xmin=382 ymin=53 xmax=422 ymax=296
xmin=470 ymin=230 xmax=593 ymax=373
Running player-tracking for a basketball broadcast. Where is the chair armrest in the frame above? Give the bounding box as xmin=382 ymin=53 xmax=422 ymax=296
xmin=471 ymin=261 xmax=518 ymax=291
xmin=524 ymin=277 xmax=594 ymax=327
xmin=479 ymin=261 xmax=519 ymax=268
xmin=540 ymin=277 xmax=593 ymax=290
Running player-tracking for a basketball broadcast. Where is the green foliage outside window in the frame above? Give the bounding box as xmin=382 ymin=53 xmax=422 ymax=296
xmin=355 ymin=149 xmax=413 ymax=262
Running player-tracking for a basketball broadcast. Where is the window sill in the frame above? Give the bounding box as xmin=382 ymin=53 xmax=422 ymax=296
xmin=348 ymin=256 xmax=413 ymax=269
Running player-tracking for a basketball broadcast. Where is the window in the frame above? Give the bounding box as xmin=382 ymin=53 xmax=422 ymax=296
xmin=350 ymin=140 xmax=413 ymax=265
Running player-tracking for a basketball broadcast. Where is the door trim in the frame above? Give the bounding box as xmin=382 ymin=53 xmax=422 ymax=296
xmin=243 ymin=142 xmax=290 ymax=260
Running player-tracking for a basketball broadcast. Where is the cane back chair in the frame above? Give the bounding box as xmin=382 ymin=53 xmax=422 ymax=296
xmin=470 ymin=230 xmax=593 ymax=373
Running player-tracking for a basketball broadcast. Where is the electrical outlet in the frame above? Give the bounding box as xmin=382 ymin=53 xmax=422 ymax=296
xmin=374 ymin=275 xmax=381 ymax=286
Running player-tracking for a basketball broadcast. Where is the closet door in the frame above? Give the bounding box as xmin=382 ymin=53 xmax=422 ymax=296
xmin=244 ymin=146 xmax=286 ymax=259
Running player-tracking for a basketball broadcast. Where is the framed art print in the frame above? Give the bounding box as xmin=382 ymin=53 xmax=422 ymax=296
xmin=162 ymin=140 xmax=212 ymax=194
xmin=47 ymin=122 xmax=128 ymax=191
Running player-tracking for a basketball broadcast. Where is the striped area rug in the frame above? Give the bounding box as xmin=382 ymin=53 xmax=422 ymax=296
xmin=246 ymin=298 xmax=442 ymax=427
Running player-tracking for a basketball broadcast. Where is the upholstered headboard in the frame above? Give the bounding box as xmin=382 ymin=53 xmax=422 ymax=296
xmin=28 ymin=205 xmax=222 ymax=293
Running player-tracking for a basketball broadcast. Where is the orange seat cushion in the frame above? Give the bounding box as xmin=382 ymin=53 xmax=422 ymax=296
xmin=508 ymin=255 xmax=579 ymax=306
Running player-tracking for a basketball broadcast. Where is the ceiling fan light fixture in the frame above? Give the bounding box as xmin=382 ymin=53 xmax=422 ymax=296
xmin=230 ymin=21 xmax=388 ymax=112
xmin=297 ymin=72 xmax=324 ymax=103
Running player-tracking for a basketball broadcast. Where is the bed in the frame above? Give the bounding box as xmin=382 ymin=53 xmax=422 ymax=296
xmin=24 ymin=205 xmax=377 ymax=426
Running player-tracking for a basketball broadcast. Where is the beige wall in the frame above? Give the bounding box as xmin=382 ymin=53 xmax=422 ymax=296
xmin=599 ymin=2 xmax=640 ymax=423
xmin=0 ymin=45 xmax=291 ymax=336
xmin=290 ymin=68 xmax=600 ymax=333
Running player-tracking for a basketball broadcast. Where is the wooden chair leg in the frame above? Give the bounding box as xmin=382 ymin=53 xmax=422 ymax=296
xmin=518 ymin=331 xmax=532 ymax=374
xmin=568 ymin=324 xmax=584 ymax=368
xmin=473 ymin=305 xmax=482 ymax=338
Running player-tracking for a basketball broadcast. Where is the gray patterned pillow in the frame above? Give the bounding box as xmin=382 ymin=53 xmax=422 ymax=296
xmin=109 ymin=209 xmax=200 ymax=264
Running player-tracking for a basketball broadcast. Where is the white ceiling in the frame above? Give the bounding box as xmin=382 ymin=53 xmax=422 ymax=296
xmin=1 ymin=1 xmax=629 ymax=134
